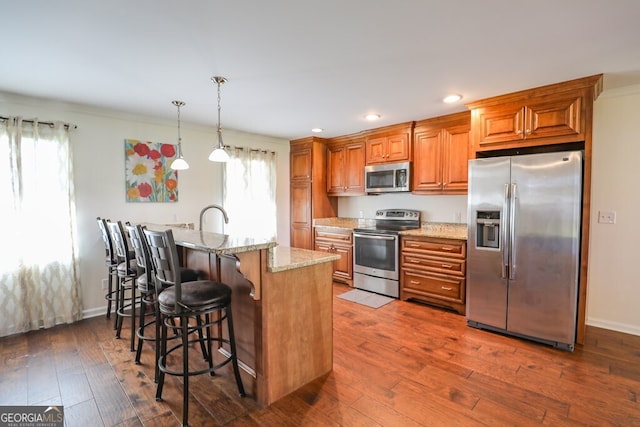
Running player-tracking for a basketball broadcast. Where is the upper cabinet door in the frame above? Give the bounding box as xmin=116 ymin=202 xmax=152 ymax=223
xmin=364 ymin=122 xmax=413 ymax=165
xmin=290 ymin=147 xmax=312 ymax=181
xmin=475 ymin=104 xmax=525 ymax=147
xmin=412 ymin=130 xmax=442 ymax=192
xmin=386 ymin=133 xmax=410 ymax=162
xmin=365 ymin=136 xmax=387 ymax=164
xmin=326 ymin=145 xmax=345 ymax=193
xmin=326 ymin=140 xmax=365 ymax=195
xmin=441 ymin=124 xmax=470 ymax=194
xmin=525 ymin=96 xmax=581 ymax=140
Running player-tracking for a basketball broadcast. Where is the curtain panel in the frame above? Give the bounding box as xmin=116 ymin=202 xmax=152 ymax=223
xmin=0 ymin=117 xmax=82 ymax=337
xmin=223 ymin=146 xmax=277 ymax=241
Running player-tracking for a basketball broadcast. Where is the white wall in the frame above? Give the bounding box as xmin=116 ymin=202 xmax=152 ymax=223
xmin=587 ymin=84 xmax=640 ymax=336
xmin=339 ymin=194 xmax=468 ymax=224
xmin=0 ymin=92 xmax=290 ymax=318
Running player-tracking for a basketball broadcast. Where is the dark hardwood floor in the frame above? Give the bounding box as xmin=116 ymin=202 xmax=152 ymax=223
xmin=1 ymin=282 xmax=639 ymax=426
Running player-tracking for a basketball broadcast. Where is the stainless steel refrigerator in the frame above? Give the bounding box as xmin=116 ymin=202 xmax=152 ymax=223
xmin=466 ymin=150 xmax=583 ymax=351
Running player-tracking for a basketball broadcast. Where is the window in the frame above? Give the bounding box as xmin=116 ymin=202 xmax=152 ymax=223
xmin=223 ymin=147 xmax=277 ymax=241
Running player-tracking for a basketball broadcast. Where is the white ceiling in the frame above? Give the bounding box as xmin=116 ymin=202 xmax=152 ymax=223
xmin=3 ymin=1 xmax=640 ymax=140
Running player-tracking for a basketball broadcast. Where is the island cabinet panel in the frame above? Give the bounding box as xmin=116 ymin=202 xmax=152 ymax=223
xmin=259 ymin=250 xmax=333 ymax=405
xmin=413 ymin=111 xmax=470 ymax=195
xmin=363 ymin=122 xmax=413 ymax=165
xmin=467 ymin=74 xmax=603 ymax=157
xmin=289 ymin=137 xmax=337 ymax=250
xmin=326 ymin=138 xmax=365 ymax=196
xmin=400 ymin=236 xmax=467 ymax=314
xmin=314 ymin=227 xmax=353 ymax=286
xmin=180 ymin=245 xmax=334 ymax=407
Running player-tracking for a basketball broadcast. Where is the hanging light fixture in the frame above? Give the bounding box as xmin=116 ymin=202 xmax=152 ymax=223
xmin=208 ymin=76 xmax=230 ymax=162
xmin=170 ymin=100 xmax=189 ymax=170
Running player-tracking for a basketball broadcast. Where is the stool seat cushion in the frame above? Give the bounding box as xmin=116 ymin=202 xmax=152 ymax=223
xmin=158 ymin=281 xmax=231 ymax=311
xmin=117 ymin=259 xmax=137 ymax=275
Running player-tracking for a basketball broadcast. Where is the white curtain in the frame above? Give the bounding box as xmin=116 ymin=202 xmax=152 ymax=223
xmin=0 ymin=117 xmax=82 ymax=337
xmin=223 ymin=147 xmax=277 ymax=241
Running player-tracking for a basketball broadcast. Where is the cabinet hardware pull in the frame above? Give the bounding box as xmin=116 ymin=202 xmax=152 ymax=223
xmin=441 ymin=246 xmax=454 ymax=251
xmin=517 ymin=130 xmax=522 ymax=135
xmin=409 ymin=259 xmax=421 ymax=263
xmin=409 ymin=244 xmax=420 ymax=247
xmin=410 ymin=280 xmax=420 ymax=285
xmin=441 ymin=286 xmax=453 ymax=291
xmin=441 ymin=264 xmax=452 ymax=268
xmin=526 ymin=129 xmax=531 ymax=134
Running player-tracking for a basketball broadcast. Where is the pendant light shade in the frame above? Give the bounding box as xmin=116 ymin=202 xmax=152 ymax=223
xmin=209 ymin=76 xmax=230 ymax=163
xmin=170 ymin=100 xmax=189 ymax=170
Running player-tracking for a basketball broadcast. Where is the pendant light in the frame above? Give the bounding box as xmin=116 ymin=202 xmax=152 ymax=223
xmin=208 ymin=76 xmax=230 ymax=162
xmin=170 ymin=100 xmax=189 ymax=170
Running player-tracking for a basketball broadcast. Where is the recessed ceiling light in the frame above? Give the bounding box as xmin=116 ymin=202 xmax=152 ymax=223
xmin=365 ymin=113 xmax=381 ymax=121
xmin=443 ymin=94 xmax=462 ymax=103
xmin=311 ymin=128 xmax=324 ymax=133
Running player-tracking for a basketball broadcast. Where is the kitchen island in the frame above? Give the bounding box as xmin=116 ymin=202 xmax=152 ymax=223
xmin=145 ymin=224 xmax=339 ymax=407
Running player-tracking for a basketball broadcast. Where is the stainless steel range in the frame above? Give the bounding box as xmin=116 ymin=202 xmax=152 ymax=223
xmin=353 ymin=209 xmax=421 ymax=298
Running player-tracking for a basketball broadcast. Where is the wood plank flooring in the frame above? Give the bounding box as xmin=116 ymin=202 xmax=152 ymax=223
xmin=1 ymin=282 xmax=639 ymax=426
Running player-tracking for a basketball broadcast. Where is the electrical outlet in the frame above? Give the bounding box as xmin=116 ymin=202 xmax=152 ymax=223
xmin=102 ymin=279 xmax=108 ymax=290
xmin=598 ymin=211 xmax=616 ymax=224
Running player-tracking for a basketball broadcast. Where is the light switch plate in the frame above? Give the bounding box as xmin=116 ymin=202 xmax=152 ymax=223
xmin=598 ymin=211 xmax=616 ymax=224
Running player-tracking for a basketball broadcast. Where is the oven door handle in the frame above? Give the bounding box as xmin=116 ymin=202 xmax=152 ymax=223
xmin=353 ymin=233 xmax=396 ymax=241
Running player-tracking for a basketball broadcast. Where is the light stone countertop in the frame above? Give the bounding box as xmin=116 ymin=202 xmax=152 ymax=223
xmin=144 ymin=223 xmax=338 ymax=272
xmin=400 ymin=222 xmax=468 ymax=240
xmin=144 ymin=223 xmax=277 ymax=255
xmin=268 ymin=246 xmax=340 ymax=273
xmin=313 ymin=217 xmax=468 ymax=240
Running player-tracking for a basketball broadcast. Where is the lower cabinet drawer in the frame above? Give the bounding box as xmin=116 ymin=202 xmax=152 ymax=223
xmin=401 ymin=254 xmax=465 ymax=276
xmin=401 ymin=270 xmax=464 ymax=303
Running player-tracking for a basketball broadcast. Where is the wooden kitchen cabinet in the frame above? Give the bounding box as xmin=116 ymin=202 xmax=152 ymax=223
xmin=290 ymin=137 xmax=337 ymax=250
xmin=400 ymin=236 xmax=466 ymax=314
xmin=314 ymin=227 xmax=353 ymax=286
xmin=364 ymin=122 xmax=413 ymax=165
xmin=467 ymin=74 xmax=603 ymax=156
xmin=413 ymin=111 xmax=470 ymax=195
xmin=326 ymin=136 xmax=366 ymax=196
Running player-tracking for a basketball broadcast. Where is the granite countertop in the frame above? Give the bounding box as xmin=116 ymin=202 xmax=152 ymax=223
xmin=268 ymin=246 xmax=340 ymax=273
xmin=144 ymin=224 xmax=278 ymax=255
xmin=400 ymin=222 xmax=468 ymax=240
xmin=313 ymin=217 xmax=468 ymax=240
xmin=144 ymin=223 xmax=339 ymax=272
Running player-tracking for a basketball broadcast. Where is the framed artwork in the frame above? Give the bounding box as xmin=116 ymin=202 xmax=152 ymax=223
xmin=125 ymin=139 xmax=179 ymax=202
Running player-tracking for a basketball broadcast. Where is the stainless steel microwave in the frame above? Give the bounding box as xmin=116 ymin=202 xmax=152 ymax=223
xmin=364 ymin=161 xmax=411 ymax=193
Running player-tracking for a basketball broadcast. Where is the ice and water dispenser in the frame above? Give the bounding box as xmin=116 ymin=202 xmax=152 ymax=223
xmin=476 ymin=211 xmax=500 ymax=249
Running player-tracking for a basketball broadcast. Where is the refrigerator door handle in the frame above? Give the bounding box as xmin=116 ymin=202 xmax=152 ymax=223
xmin=509 ymin=183 xmax=517 ymax=280
xmin=501 ymin=183 xmax=510 ymax=279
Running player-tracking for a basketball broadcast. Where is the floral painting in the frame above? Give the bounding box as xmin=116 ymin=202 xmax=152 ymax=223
xmin=125 ymin=139 xmax=178 ymax=202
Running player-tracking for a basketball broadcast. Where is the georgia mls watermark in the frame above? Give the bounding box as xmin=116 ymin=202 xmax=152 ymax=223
xmin=0 ymin=406 xmax=63 ymax=427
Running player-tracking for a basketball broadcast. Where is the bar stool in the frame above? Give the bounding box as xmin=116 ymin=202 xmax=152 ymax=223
xmin=143 ymin=228 xmax=245 ymax=427
xmin=96 ymin=217 xmax=119 ymax=327
xmin=126 ymin=223 xmax=200 ymax=382
xmin=107 ymin=220 xmax=139 ymax=352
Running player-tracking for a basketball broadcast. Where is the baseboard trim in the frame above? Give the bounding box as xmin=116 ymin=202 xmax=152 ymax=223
xmin=587 ymin=317 xmax=640 ymax=337
xmin=82 ymin=306 xmax=109 ymax=320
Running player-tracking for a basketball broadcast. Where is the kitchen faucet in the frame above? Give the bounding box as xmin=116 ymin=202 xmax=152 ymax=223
xmin=199 ymin=204 xmax=229 ymax=231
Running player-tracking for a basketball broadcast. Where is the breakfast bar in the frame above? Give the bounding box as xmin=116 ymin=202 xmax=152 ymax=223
xmin=145 ymin=224 xmax=339 ymax=406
